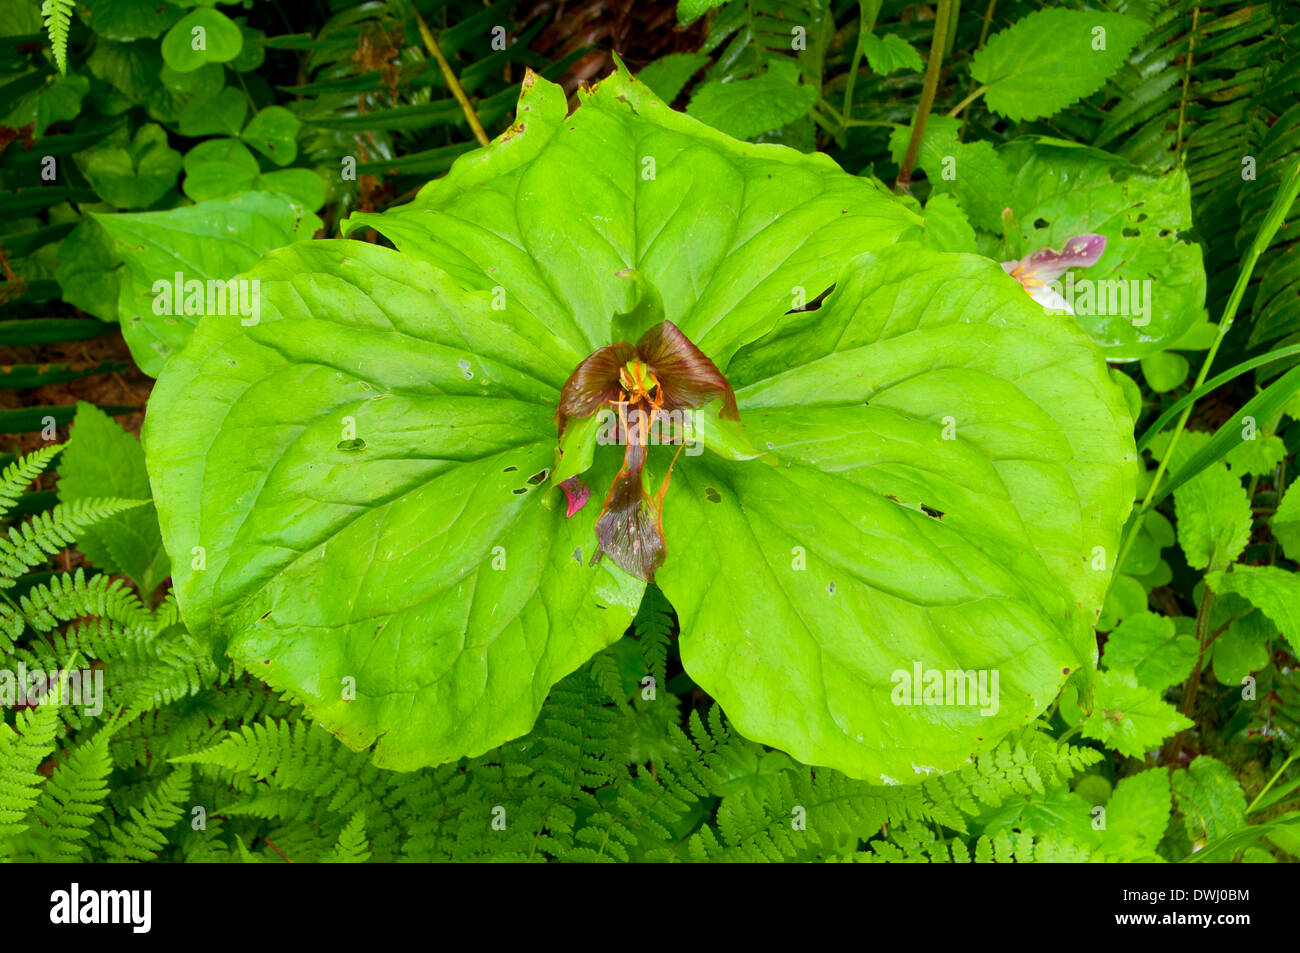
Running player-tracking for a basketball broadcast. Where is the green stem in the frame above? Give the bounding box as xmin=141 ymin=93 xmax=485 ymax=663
xmin=895 ymin=0 xmax=953 ymax=192
xmin=1136 ymin=343 xmax=1300 ymax=452
xmin=947 ymin=84 xmax=988 ymax=118
xmin=1247 ymin=748 xmax=1300 ymax=814
xmin=977 ymin=0 xmax=996 ymax=49
xmin=942 ymin=0 xmax=962 ymax=60
xmin=842 ymin=0 xmax=883 ymax=126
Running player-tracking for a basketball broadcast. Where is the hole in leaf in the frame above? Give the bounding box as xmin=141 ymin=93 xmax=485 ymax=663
xmin=526 ymin=469 xmax=549 ymax=485
xmin=920 ymin=504 xmax=945 ymax=519
xmin=704 ymin=487 xmax=722 ymax=503
xmin=503 ymin=466 xmax=518 ymax=473
xmin=1121 ymin=227 xmax=1139 ymax=238
xmin=511 ymin=488 xmax=528 ymax=495
xmin=336 ymin=438 xmax=366 ymax=451
xmin=1032 ymin=218 xmax=1049 ymax=229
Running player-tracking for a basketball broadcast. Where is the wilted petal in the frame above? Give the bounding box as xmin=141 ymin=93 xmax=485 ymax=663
xmin=1004 ymin=233 xmax=1106 ymax=285
xmin=636 ymin=321 xmax=739 ymax=419
xmin=591 ymin=441 xmax=665 ymax=581
xmin=554 ymin=341 xmax=637 ymax=433
xmin=559 ymin=476 xmax=590 ymax=518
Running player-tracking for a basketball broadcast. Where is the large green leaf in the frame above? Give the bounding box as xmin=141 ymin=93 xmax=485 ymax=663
xmin=94 ymin=191 xmax=322 ymax=376
xmin=145 ymin=240 xmax=644 ymax=768
xmin=344 ymin=69 xmax=920 ymax=369
xmin=146 ymin=69 xmax=1134 ymax=778
xmin=660 ymin=245 xmax=1135 ymax=780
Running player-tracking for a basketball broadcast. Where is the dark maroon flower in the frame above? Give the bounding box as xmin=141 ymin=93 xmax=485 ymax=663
xmin=554 ymin=320 xmax=739 ymax=581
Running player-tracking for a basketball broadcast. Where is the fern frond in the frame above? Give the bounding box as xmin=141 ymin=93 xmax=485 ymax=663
xmin=101 ymin=767 xmax=191 ymax=862
xmin=39 ymin=0 xmax=74 ymax=75
xmin=632 ymin=583 xmax=674 ymax=692
xmin=0 ymin=695 xmax=63 ymax=845
xmin=0 ymin=498 xmax=146 ymax=581
xmin=325 ymin=811 xmax=371 ymax=862
xmin=31 ymin=730 xmax=113 ymax=860
xmin=0 ymin=445 xmax=60 ymax=521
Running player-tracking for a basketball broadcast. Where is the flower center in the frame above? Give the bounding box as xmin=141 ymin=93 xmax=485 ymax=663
xmin=1010 ymin=263 xmax=1045 ymax=288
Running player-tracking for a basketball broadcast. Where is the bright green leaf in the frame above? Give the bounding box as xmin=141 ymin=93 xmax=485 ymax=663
xmin=241 ymin=105 xmax=300 ymax=166
xmin=972 ymin=10 xmax=1149 ymax=121
xmin=93 ymin=191 xmax=322 ymax=375
xmin=861 ymin=33 xmax=923 ymax=76
xmin=58 ymin=402 xmax=170 ymax=599
xmin=160 ymin=7 xmax=242 ymax=72
xmin=1082 ymin=671 xmax=1193 ymax=758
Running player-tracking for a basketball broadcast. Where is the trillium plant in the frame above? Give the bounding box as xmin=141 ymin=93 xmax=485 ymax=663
xmin=145 ymin=66 xmax=1136 ymax=782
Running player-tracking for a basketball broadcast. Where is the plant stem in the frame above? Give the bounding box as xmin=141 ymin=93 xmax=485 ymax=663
xmin=414 ymin=10 xmax=489 ymax=147
xmin=1175 ymin=7 xmax=1201 ymax=165
xmin=942 ymin=0 xmax=962 ymax=60
xmin=977 ymin=0 xmax=996 ymax=49
xmin=842 ymin=0 xmax=883 ymax=126
xmin=947 ymin=84 xmax=988 ymax=118
xmin=1165 ymin=578 xmax=1216 ymax=762
xmin=895 ymin=0 xmax=953 ymax=192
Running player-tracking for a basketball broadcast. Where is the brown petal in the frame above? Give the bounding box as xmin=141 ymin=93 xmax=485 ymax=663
xmin=554 ymin=341 xmax=637 ymax=433
xmin=635 ymin=321 xmax=738 ymax=419
xmin=591 ymin=441 xmax=665 ymax=582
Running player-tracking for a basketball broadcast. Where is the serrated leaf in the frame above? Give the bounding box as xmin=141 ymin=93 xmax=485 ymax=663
xmin=860 ymin=33 xmax=923 ymax=76
xmin=1174 ymin=459 xmax=1251 ymax=572
xmin=1173 ymin=756 xmax=1246 ymax=846
xmin=1225 ymin=433 xmax=1286 ymax=477
xmin=1102 ymin=767 xmax=1171 ymax=859
xmin=687 ymin=61 xmax=816 ymax=141
xmin=1081 ymin=671 xmax=1192 ymax=758
xmin=889 ymin=116 xmax=1012 ymax=232
xmin=921 ymin=192 xmax=977 ymax=253
xmin=1102 ymin=611 xmax=1197 ymax=692
xmin=1205 ymin=566 xmax=1300 ymax=658
xmin=972 ymin=10 xmax=1149 ymax=121
xmin=1273 ymin=482 xmax=1300 ymax=562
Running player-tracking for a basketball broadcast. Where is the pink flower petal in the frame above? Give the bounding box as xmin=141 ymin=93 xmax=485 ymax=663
xmin=560 ymin=476 xmax=591 ymax=518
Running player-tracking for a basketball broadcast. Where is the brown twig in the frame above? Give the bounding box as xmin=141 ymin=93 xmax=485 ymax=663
xmin=414 ymin=11 xmax=490 ymax=147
